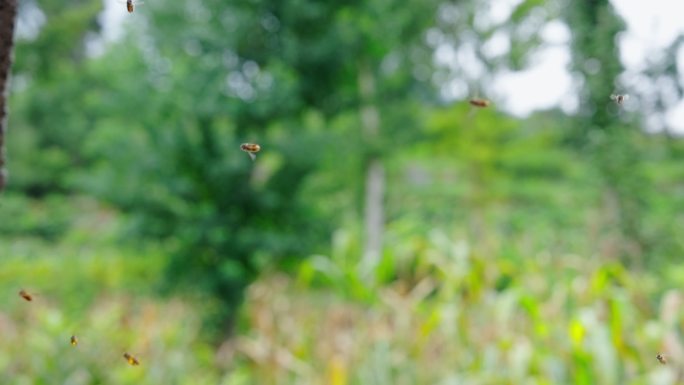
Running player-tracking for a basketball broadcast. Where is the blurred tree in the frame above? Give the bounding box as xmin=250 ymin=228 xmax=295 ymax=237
xmin=0 ymin=0 xmax=17 ymax=192
xmin=245 ymin=0 xmax=441 ymax=270
xmin=426 ymin=0 xmax=566 ymax=244
xmin=612 ymin=33 xmax=684 ymax=266
xmin=109 ymin=0 xmax=443 ymax=330
xmin=9 ymin=0 xmax=102 ymax=195
xmin=431 ymin=0 xmax=563 ymax=98
xmin=77 ymin=33 xmax=322 ymax=333
xmin=625 ymin=33 xmax=684 ymax=139
xmin=564 ymin=0 xmax=649 ymax=263
xmin=315 ymin=0 xmax=439 ymax=269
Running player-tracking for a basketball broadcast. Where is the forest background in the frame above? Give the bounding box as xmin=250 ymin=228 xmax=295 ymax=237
xmin=2 ymin=0 xmax=684 ymax=384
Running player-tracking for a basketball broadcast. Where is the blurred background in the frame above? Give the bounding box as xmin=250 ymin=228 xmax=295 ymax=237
xmin=2 ymin=0 xmax=684 ymax=383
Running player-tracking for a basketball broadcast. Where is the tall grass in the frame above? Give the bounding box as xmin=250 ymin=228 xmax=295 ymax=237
xmin=0 ymin=198 xmax=220 ymax=385
xmin=232 ymin=226 xmax=683 ymax=385
xmin=3 ymin=165 xmax=684 ymax=384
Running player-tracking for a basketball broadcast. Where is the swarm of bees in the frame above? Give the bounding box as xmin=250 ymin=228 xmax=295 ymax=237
xmin=23 ymin=0 xmax=647 ymax=374
xmin=19 ymin=289 xmax=141 ymax=366
xmin=17 ymin=3 xmax=265 ymax=370
xmin=465 ymin=93 xmax=629 ymax=111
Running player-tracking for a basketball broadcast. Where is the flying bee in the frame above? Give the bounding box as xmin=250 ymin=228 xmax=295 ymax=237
xmin=124 ymin=352 xmax=140 ymax=366
xmin=469 ymin=98 xmax=491 ymax=108
xmin=240 ymin=143 xmax=261 ymax=161
xmin=657 ymin=353 xmax=667 ymax=365
xmin=18 ymin=290 xmax=33 ymax=302
xmin=70 ymin=335 xmax=78 ymax=346
xmin=118 ymin=0 xmax=144 ymax=13
xmin=610 ymin=93 xmax=629 ymax=106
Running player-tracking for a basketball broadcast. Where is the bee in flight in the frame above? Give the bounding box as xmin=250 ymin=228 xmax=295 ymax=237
xmin=610 ymin=93 xmax=629 ymax=106
xmin=124 ymin=352 xmax=140 ymax=366
xmin=118 ymin=0 xmax=144 ymax=13
xmin=18 ymin=289 xmax=33 ymax=302
xmin=468 ymin=98 xmax=491 ymax=108
xmin=240 ymin=143 xmax=261 ymax=161
xmin=656 ymin=353 xmax=667 ymax=365
xmin=70 ymin=335 xmax=78 ymax=346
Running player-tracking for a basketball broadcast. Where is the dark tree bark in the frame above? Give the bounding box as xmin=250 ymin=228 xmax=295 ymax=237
xmin=0 ymin=0 xmax=18 ymax=192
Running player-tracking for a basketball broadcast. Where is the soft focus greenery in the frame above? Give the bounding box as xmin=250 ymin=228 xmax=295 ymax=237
xmin=2 ymin=0 xmax=684 ymax=383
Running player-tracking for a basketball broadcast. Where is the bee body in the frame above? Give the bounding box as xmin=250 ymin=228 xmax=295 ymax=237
xmin=70 ymin=335 xmax=78 ymax=346
xmin=240 ymin=143 xmax=261 ymax=161
xmin=610 ymin=94 xmax=628 ymax=106
xmin=469 ymin=98 xmax=491 ymax=108
xmin=19 ymin=290 xmax=33 ymax=302
xmin=657 ymin=353 xmax=667 ymax=364
xmin=124 ymin=352 xmax=140 ymax=366
xmin=120 ymin=0 xmax=143 ymax=13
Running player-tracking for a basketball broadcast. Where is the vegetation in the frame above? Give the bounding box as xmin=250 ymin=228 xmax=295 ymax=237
xmin=1 ymin=0 xmax=684 ymax=383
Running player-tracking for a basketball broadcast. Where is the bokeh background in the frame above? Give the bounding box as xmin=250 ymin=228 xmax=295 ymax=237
xmin=3 ymin=0 xmax=684 ymax=384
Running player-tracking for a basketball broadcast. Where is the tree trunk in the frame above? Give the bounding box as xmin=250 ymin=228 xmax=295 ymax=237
xmin=363 ymin=158 xmax=384 ymax=263
xmin=565 ymin=0 xmax=647 ymax=264
xmin=0 ymin=0 xmax=18 ymax=192
xmin=358 ymin=60 xmax=384 ymax=269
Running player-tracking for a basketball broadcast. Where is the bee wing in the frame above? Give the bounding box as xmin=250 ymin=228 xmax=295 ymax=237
xmin=610 ymin=94 xmax=618 ymax=101
xmin=248 ymin=152 xmax=256 ymax=161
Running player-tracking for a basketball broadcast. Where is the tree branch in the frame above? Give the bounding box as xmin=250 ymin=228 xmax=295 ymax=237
xmin=0 ymin=0 xmax=18 ymax=192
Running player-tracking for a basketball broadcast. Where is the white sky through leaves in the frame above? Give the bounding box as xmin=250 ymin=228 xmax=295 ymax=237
xmin=97 ymin=0 xmax=684 ymax=131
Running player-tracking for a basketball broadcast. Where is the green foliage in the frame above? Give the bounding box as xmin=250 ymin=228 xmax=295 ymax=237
xmin=5 ymin=0 xmax=684 ymax=382
xmin=9 ymin=0 xmax=102 ymax=195
xmin=0 ymin=214 xmax=226 ymax=384
xmin=62 ymin=0 xmax=442 ymax=333
xmin=563 ymin=0 xmax=651 ymax=263
xmin=0 ymin=193 xmax=73 ymax=239
xmin=2 ymin=204 xmax=683 ymax=383
xmin=235 ymin=224 xmax=676 ymax=385
xmin=0 ymin=281 xmax=218 ymax=385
